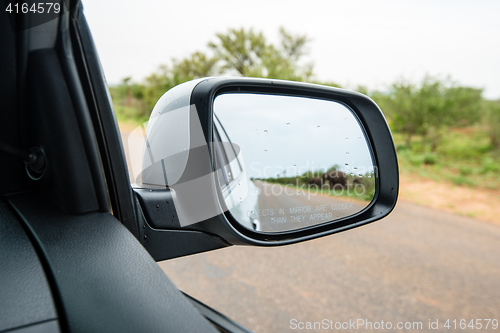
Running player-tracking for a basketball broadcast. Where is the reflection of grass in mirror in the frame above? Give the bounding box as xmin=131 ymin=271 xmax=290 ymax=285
xmin=322 ymin=182 xmax=375 ymax=202
xmin=256 ymin=175 xmax=375 ymax=202
xmin=284 ymin=184 xmax=375 ymax=202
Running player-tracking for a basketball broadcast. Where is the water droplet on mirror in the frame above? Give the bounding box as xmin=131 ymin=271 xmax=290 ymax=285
xmin=345 ymin=137 xmax=349 ymax=140
xmin=317 ymin=125 xmax=321 ymax=128
xmin=368 ymin=175 xmax=372 ymax=178
xmin=354 ymin=167 xmax=357 ymax=170
xmin=293 ymin=164 xmax=296 ymax=167
xmin=286 ymin=122 xmax=290 ymax=126
xmin=346 ymin=152 xmax=349 ymax=155
xmin=345 ymin=163 xmax=348 ymax=166
xmin=264 ymin=150 xmax=267 ymax=153
xmin=359 ymin=174 xmax=362 ymax=177
xmin=351 ymin=173 xmax=355 ymax=177
xmin=358 ymin=136 xmax=362 ymax=139
xmin=297 ymin=191 xmax=301 ymax=195
xmin=264 ymin=130 xmax=268 ymax=134
xmin=228 ymin=172 xmax=231 ymax=177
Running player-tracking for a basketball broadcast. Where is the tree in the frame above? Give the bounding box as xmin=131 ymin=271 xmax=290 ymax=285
xmin=111 ymin=27 xmax=343 ymax=123
xmin=378 ymin=76 xmax=483 ymax=150
xmin=171 ymin=51 xmax=219 ymax=80
xmin=279 ymin=27 xmax=309 ymax=61
xmin=208 ymin=27 xmax=314 ymax=81
xmin=485 ymin=100 xmax=500 ymax=151
xmin=142 ymin=52 xmax=219 ymax=112
xmin=142 ymin=65 xmax=176 ymax=112
xmin=208 ymin=28 xmax=267 ymax=76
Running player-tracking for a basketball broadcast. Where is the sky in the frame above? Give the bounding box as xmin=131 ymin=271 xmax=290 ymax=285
xmin=82 ymin=0 xmax=500 ymax=99
xmin=214 ymin=93 xmax=374 ymax=178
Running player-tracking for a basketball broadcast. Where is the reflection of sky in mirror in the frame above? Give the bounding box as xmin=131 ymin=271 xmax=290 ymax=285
xmin=214 ymin=94 xmax=374 ymax=179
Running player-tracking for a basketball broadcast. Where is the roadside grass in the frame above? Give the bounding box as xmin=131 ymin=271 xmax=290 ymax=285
xmin=393 ymin=126 xmax=500 ymax=191
xmin=113 ymin=104 xmax=149 ymax=128
xmin=109 ymin=85 xmax=150 ymax=129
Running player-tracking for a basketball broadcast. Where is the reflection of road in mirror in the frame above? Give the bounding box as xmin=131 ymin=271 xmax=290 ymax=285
xmin=252 ymin=180 xmax=367 ymax=232
xmin=215 ymin=92 xmax=376 ymax=233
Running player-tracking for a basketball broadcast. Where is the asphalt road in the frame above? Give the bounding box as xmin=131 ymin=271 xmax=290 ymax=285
xmin=121 ymin=131 xmax=500 ymax=332
xmin=159 ymin=201 xmax=500 ymax=332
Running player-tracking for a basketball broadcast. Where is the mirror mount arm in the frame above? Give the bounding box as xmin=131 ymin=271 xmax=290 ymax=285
xmin=134 ymin=188 xmax=230 ymax=261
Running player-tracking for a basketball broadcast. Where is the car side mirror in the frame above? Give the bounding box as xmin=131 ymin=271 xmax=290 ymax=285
xmin=130 ymin=77 xmax=398 ymax=260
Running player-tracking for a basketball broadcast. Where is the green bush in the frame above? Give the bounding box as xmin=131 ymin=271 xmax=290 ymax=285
xmin=423 ymin=153 xmax=437 ymax=165
xmin=459 ymin=166 xmax=473 ymax=176
xmin=452 ymin=175 xmax=475 ymax=186
xmin=395 ymin=143 xmax=409 ymax=152
xmin=409 ymin=154 xmax=424 ymax=166
xmin=373 ymin=76 xmax=483 ymax=151
xmin=480 ymin=158 xmax=500 ymax=174
xmin=485 ymin=101 xmax=500 ymax=151
xmin=437 ymin=130 xmax=491 ymax=160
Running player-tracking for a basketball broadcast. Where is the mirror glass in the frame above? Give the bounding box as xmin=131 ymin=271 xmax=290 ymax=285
xmin=213 ymin=93 xmax=376 ymax=233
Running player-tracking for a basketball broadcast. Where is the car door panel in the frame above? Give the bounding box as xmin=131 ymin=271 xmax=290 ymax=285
xmin=7 ymin=193 xmax=218 ymax=333
xmin=0 ymin=201 xmax=59 ymax=332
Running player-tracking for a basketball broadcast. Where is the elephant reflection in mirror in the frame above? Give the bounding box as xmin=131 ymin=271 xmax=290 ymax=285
xmin=352 ymin=178 xmax=363 ymax=186
xmin=307 ymin=177 xmax=323 ymax=188
xmin=322 ymin=170 xmax=347 ymax=189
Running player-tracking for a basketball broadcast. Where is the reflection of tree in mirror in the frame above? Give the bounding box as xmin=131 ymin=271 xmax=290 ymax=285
xmin=255 ymin=165 xmax=375 ymax=202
